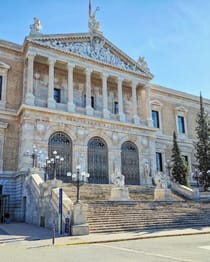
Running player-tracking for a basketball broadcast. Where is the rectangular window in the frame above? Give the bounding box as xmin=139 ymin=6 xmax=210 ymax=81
xmin=152 ymin=110 xmax=160 ymax=128
xmin=91 ymin=96 xmax=95 ymax=109
xmin=182 ymin=155 xmax=188 ymax=164
xmin=54 ymin=88 xmax=61 ymax=103
xmin=114 ymin=101 xmax=119 ymax=114
xmin=156 ymin=152 xmax=163 ymax=172
xmin=178 ymin=115 xmax=185 ymax=133
xmin=0 ymin=76 xmax=2 ymax=100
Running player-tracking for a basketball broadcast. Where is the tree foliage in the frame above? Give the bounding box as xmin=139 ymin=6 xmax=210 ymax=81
xmin=171 ymin=131 xmax=188 ymax=186
xmin=194 ymin=94 xmax=210 ymax=191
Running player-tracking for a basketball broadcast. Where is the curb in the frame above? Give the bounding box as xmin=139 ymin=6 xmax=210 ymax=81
xmin=54 ymin=230 xmax=210 ymax=247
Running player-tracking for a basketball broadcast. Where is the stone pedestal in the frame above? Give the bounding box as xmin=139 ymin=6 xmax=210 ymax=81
xmin=110 ymin=187 xmax=130 ymax=201
xmin=71 ymin=203 xmax=89 ymax=236
xmin=154 ymin=188 xmax=172 ymax=201
xmin=71 ymin=223 xmax=89 ymax=236
xmin=25 ymin=93 xmax=35 ymax=105
xmin=48 ymin=98 xmax=56 ymax=109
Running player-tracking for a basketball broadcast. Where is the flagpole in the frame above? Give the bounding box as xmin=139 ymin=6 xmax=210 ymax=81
xmin=89 ymin=0 xmax=92 ymax=17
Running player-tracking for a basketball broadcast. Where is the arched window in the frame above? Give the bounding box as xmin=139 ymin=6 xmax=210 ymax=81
xmin=121 ymin=141 xmax=140 ymax=185
xmin=48 ymin=132 xmax=72 ymax=181
xmin=88 ymin=137 xmax=108 ymax=184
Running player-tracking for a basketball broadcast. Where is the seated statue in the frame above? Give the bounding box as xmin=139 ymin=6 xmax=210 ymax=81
xmin=112 ymin=168 xmax=125 ymax=188
xmin=154 ymin=172 xmax=168 ymax=189
xmin=30 ymin=17 xmax=42 ymax=35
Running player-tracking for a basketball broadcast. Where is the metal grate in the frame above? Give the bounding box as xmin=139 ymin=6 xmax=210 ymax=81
xmin=88 ymin=137 xmax=109 ymax=184
xmin=121 ymin=141 xmax=140 ymax=185
xmin=48 ymin=132 xmax=72 ymax=181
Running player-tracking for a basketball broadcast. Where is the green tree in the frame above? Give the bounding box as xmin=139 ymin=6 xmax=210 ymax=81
xmin=171 ymin=131 xmax=188 ymax=186
xmin=194 ymin=94 xmax=210 ymax=191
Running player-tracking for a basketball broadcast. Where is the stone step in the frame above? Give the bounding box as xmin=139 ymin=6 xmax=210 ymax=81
xmin=62 ymin=183 xmax=156 ymax=202
xmin=86 ymin=201 xmax=210 ymax=233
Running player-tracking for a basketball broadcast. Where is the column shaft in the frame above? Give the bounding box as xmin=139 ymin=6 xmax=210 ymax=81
xmin=67 ymin=63 xmax=75 ymax=112
xmin=86 ymin=68 xmax=93 ymax=115
xmin=117 ymin=77 xmax=125 ymax=121
xmin=48 ymin=58 xmax=56 ymax=109
xmin=132 ymin=81 xmax=139 ymax=124
xmin=102 ymin=72 xmax=109 ymax=119
xmin=25 ymin=53 xmax=35 ymax=105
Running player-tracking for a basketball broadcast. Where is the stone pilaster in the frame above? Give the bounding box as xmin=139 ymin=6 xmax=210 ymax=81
xmin=102 ymin=72 xmax=110 ymax=119
xmin=85 ymin=68 xmax=93 ymax=116
xmin=117 ymin=76 xmax=125 ymax=122
xmin=47 ymin=58 xmax=56 ymax=109
xmin=132 ymin=81 xmax=140 ymax=125
xmin=67 ymin=63 xmax=75 ymax=112
xmin=25 ymin=52 xmax=35 ymax=105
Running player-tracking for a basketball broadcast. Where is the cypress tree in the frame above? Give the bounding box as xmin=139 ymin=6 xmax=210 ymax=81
xmin=171 ymin=131 xmax=188 ymax=186
xmin=194 ymin=94 xmax=210 ymax=191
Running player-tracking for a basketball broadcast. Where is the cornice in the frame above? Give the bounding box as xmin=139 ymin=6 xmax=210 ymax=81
xmin=151 ymin=83 xmax=210 ymax=105
xmin=18 ymin=104 xmax=156 ymax=135
xmin=0 ymin=39 xmax=22 ymax=52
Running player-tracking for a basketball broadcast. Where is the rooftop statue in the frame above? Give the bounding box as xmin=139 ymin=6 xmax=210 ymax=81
xmin=88 ymin=6 xmax=101 ymax=34
xmin=30 ymin=17 xmax=43 ymax=36
xmin=137 ymin=56 xmax=150 ymax=73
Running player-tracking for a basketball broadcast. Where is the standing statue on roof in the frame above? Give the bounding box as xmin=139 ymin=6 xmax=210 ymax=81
xmin=88 ymin=0 xmax=101 ymax=34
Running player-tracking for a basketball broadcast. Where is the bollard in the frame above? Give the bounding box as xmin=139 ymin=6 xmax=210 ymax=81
xmin=52 ymin=226 xmax=55 ymax=245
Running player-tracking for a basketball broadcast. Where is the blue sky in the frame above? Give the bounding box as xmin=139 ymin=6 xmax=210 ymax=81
xmin=0 ymin=0 xmax=210 ymax=99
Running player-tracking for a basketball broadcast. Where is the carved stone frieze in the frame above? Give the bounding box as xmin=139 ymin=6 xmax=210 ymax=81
xmin=32 ymin=37 xmax=150 ymax=75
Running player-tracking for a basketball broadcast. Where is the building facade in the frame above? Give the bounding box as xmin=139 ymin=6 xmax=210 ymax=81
xmin=0 ymin=16 xmax=209 ymax=221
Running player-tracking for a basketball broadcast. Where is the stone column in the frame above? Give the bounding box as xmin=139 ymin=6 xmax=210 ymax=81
xmin=25 ymin=53 xmax=35 ymax=105
xmin=47 ymin=58 xmax=56 ymax=109
xmin=145 ymin=84 xmax=153 ymax=127
xmin=132 ymin=81 xmax=140 ymax=124
xmin=102 ymin=72 xmax=110 ymax=119
xmin=117 ymin=76 xmax=125 ymax=122
xmin=67 ymin=63 xmax=75 ymax=112
xmin=85 ymin=68 xmax=93 ymax=116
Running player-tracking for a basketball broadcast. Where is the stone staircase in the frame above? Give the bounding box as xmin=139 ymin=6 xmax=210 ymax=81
xmin=62 ymin=183 xmax=209 ymax=234
xmin=62 ymin=183 xmax=157 ymax=202
xmin=87 ymin=201 xmax=210 ymax=233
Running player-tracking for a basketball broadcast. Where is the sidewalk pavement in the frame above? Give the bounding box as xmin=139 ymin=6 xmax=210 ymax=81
xmin=0 ymin=222 xmax=210 ymax=248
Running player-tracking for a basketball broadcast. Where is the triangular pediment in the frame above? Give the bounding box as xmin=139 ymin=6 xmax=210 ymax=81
xmin=27 ymin=33 xmax=153 ymax=78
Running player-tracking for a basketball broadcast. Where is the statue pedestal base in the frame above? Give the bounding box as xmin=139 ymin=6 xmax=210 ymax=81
xmin=71 ymin=223 xmax=89 ymax=236
xmin=110 ymin=187 xmax=130 ymax=201
xmin=154 ymin=188 xmax=172 ymax=201
xmin=71 ymin=203 xmax=89 ymax=236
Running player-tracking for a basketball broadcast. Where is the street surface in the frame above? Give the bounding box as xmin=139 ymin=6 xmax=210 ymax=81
xmin=1 ymin=234 xmax=210 ymax=261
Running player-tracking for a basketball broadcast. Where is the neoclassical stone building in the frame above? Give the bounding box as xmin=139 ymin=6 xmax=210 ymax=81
xmin=0 ymin=15 xmax=209 ymax=221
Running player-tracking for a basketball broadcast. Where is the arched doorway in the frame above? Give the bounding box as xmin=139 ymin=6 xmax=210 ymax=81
xmin=121 ymin=141 xmax=140 ymax=185
xmin=48 ymin=132 xmax=72 ymax=181
xmin=88 ymin=137 xmax=108 ymax=184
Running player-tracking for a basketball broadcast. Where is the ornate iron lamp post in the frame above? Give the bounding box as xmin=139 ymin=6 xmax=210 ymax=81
xmin=42 ymin=157 xmax=50 ymax=182
xmin=67 ymin=165 xmax=89 ymax=203
xmin=47 ymin=151 xmax=64 ymax=180
xmin=26 ymin=145 xmax=42 ymax=168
